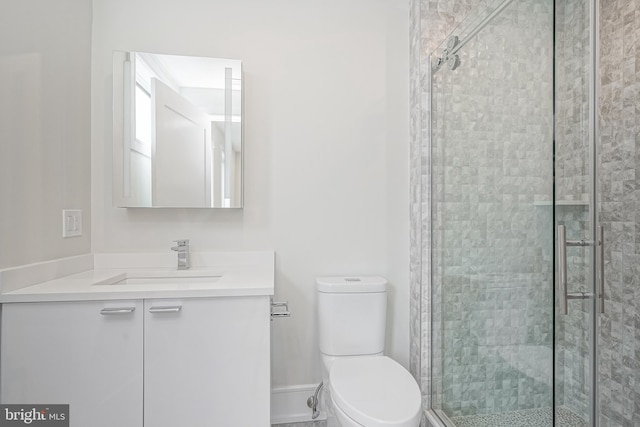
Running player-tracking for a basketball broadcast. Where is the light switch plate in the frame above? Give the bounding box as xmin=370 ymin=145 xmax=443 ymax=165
xmin=62 ymin=209 xmax=82 ymax=238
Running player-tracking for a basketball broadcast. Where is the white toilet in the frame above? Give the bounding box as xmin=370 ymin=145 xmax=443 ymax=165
xmin=316 ymin=276 xmax=422 ymax=427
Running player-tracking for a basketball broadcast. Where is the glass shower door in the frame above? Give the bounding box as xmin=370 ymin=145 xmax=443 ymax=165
xmin=554 ymin=0 xmax=597 ymax=425
xmin=430 ymin=0 xmax=556 ymax=425
xmin=429 ymin=0 xmax=601 ymax=425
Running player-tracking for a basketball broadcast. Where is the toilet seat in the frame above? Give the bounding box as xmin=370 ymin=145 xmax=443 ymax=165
xmin=329 ymin=356 xmax=422 ymax=427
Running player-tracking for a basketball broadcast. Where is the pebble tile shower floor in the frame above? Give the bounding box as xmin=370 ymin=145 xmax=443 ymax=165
xmin=450 ymin=406 xmax=588 ymax=427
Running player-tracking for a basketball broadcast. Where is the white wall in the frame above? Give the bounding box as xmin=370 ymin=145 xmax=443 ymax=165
xmin=91 ymin=0 xmax=409 ymax=387
xmin=0 ymin=0 xmax=92 ymax=269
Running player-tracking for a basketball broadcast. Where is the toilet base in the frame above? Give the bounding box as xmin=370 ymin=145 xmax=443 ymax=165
xmin=323 ymin=381 xmax=363 ymax=427
xmin=323 ymin=383 xmax=340 ymax=427
xmin=332 ymin=398 xmax=363 ymax=427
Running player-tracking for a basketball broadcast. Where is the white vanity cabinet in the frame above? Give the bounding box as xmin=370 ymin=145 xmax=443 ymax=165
xmin=1 ymin=300 xmax=144 ymax=427
xmin=1 ymin=295 xmax=271 ymax=427
xmin=143 ymin=296 xmax=271 ymax=427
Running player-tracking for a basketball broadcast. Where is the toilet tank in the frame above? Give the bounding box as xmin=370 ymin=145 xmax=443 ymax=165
xmin=316 ymin=276 xmax=387 ymax=356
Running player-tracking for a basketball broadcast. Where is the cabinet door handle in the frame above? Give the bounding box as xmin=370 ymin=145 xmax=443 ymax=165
xmin=148 ymin=306 xmax=182 ymax=313
xmin=100 ymin=307 xmax=136 ymax=315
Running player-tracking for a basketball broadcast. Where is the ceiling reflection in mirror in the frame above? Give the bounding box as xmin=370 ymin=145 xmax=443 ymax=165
xmin=113 ymin=51 xmax=243 ymax=208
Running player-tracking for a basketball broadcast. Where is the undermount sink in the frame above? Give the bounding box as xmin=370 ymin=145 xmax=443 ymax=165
xmin=93 ymin=270 xmax=223 ymax=286
xmin=109 ymin=276 xmax=221 ymax=285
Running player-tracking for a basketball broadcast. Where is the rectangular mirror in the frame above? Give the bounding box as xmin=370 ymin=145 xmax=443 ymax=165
xmin=113 ymin=51 xmax=243 ymax=208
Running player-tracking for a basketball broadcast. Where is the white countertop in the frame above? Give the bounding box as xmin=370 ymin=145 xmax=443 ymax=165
xmin=0 ymin=252 xmax=275 ymax=303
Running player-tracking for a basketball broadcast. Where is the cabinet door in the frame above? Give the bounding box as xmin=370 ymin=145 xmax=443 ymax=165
xmin=144 ymin=296 xmax=270 ymax=427
xmin=1 ymin=300 xmax=143 ymax=427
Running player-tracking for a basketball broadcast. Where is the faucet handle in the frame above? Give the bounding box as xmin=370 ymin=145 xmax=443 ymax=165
xmin=171 ymin=239 xmax=190 ymax=270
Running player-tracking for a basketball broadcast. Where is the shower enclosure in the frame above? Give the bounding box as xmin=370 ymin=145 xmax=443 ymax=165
xmin=427 ymin=0 xmax=601 ymax=425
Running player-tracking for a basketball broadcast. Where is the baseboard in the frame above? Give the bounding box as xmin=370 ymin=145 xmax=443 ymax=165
xmin=271 ymin=384 xmax=327 ymax=424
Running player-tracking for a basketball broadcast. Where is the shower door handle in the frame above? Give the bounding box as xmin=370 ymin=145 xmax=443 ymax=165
xmin=557 ymin=225 xmax=594 ymax=315
xmin=597 ymin=225 xmax=605 ymax=314
xmin=558 ymin=225 xmax=568 ymax=315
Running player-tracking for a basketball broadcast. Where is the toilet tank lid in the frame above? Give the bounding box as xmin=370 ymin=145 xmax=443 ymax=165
xmin=316 ymin=276 xmax=387 ymax=293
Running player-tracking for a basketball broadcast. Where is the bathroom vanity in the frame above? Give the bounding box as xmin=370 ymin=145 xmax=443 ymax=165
xmin=0 ymin=252 xmax=273 ymax=427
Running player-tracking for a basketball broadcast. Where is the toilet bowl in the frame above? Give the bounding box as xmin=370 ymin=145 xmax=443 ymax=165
xmin=329 ymin=356 xmax=422 ymax=427
xmin=316 ymin=276 xmax=422 ymax=427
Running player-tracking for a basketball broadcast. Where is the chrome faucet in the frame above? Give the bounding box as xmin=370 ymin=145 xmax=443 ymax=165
xmin=170 ymin=239 xmax=190 ymax=270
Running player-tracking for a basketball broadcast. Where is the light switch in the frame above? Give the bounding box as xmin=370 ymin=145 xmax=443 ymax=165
xmin=62 ymin=209 xmax=82 ymax=238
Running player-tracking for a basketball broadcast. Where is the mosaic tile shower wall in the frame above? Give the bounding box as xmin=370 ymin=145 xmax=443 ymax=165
xmin=429 ymin=0 xmax=554 ymax=417
xmin=409 ymin=1 xmax=485 ymax=420
xmin=555 ymin=0 xmax=591 ymax=204
xmin=597 ymin=0 xmax=640 ymax=425
xmin=411 ymin=1 xmax=490 ymax=423
xmin=409 ymin=0 xmax=425 ymax=390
